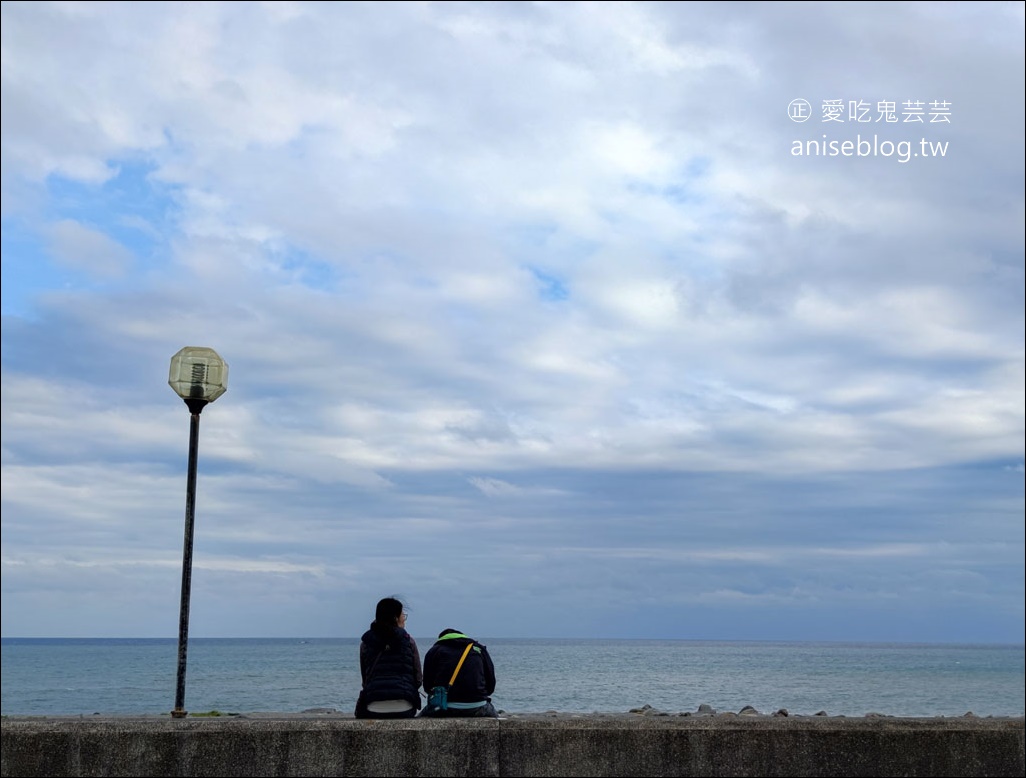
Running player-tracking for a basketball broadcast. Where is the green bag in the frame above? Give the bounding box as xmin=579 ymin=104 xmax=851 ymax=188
xmin=428 ymin=685 xmax=448 ymax=710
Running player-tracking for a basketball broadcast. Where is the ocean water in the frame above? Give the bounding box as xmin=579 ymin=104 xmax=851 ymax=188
xmin=1 ymin=638 xmax=1023 ymax=718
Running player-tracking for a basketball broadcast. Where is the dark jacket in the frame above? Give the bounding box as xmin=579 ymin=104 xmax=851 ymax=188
xmin=359 ymin=625 xmax=422 ymax=710
xmin=422 ymin=632 xmax=495 ymax=703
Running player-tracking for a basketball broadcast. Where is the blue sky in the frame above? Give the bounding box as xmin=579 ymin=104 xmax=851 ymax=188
xmin=1 ymin=1 xmax=1023 ymax=643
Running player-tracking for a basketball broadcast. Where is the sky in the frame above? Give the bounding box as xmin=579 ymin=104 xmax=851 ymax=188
xmin=1 ymin=1 xmax=1023 ymax=644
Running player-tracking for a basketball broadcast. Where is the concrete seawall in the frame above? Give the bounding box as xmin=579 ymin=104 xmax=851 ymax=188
xmin=2 ymin=713 xmax=1023 ymax=777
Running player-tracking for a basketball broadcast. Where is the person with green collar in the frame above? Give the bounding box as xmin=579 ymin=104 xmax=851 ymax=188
xmin=418 ymin=628 xmax=498 ymax=718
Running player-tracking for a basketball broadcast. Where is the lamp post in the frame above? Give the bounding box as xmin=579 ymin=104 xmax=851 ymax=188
xmin=168 ymin=346 xmax=228 ymax=719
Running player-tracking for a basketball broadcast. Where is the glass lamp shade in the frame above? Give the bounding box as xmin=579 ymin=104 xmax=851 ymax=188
xmin=169 ymin=346 xmax=229 ymax=402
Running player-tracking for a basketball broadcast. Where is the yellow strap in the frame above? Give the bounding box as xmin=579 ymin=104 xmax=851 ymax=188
xmin=448 ymin=642 xmax=474 ymax=686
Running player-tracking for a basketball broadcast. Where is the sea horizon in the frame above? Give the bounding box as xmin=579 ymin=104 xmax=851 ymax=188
xmin=4 ymin=636 xmax=1023 ymax=645
xmin=3 ymin=637 xmax=1023 ymax=719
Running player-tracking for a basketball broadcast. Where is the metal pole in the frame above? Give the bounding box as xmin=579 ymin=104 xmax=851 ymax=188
xmin=172 ymin=400 xmax=206 ymax=718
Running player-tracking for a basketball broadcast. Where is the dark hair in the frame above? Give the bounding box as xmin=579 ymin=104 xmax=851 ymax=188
xmin=371 ymin=597 xmax=404 ymax=638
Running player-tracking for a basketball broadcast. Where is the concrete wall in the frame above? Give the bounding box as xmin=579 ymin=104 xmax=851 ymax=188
xmin=2 ymin=714 xmax=1023 ymax=777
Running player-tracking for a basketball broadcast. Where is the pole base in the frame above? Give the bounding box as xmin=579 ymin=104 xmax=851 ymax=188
xmin=170 ymin=709 xmax=188 ymax=719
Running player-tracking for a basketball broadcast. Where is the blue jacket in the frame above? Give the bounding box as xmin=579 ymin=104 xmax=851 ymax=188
xmin=359 ymin=626 xmax=422 ymax=709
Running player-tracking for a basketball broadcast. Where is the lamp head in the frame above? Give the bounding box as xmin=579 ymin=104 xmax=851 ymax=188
xmin=169 ymin=347 xmax=229 ymax=404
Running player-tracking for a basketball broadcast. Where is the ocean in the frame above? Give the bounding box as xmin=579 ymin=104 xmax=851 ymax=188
xmin=1 ymin=638 xmax=1023 ymax=719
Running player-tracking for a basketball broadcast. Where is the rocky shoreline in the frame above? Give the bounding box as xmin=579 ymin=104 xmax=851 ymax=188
xmin=494 ymin=703 xmax=1014 ymax=720
xmin=279 ymin=703 xmax=1018 ymax=721
xmin=9 ymin=704 xmax=1015 ymax=721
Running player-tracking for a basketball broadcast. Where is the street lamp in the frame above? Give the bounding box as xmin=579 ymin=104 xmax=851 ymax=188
xmin=168 ymin=346 xmax=228 ymax=718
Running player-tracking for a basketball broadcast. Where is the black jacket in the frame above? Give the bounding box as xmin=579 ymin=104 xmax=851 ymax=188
xmin=422 ymin=632 xmax=496 ymax=703
xmin=359 ymin=626 xmax=422 ymax=709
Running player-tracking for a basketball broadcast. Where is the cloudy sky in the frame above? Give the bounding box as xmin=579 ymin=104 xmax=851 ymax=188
xmin=1 ymin=1 xmax=1023 ymax=644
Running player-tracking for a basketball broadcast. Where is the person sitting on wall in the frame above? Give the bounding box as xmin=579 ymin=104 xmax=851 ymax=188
xmin=354 ymin=597 xmax=423 ymax=719
xmin=418 ymin=628 xmax=498 ymax=718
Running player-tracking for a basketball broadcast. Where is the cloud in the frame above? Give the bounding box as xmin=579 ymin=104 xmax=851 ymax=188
xmin=1 ymin=1 xmax=1022 ymax=643
xmin=45 ymin=219 xmax=134 ymax=278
